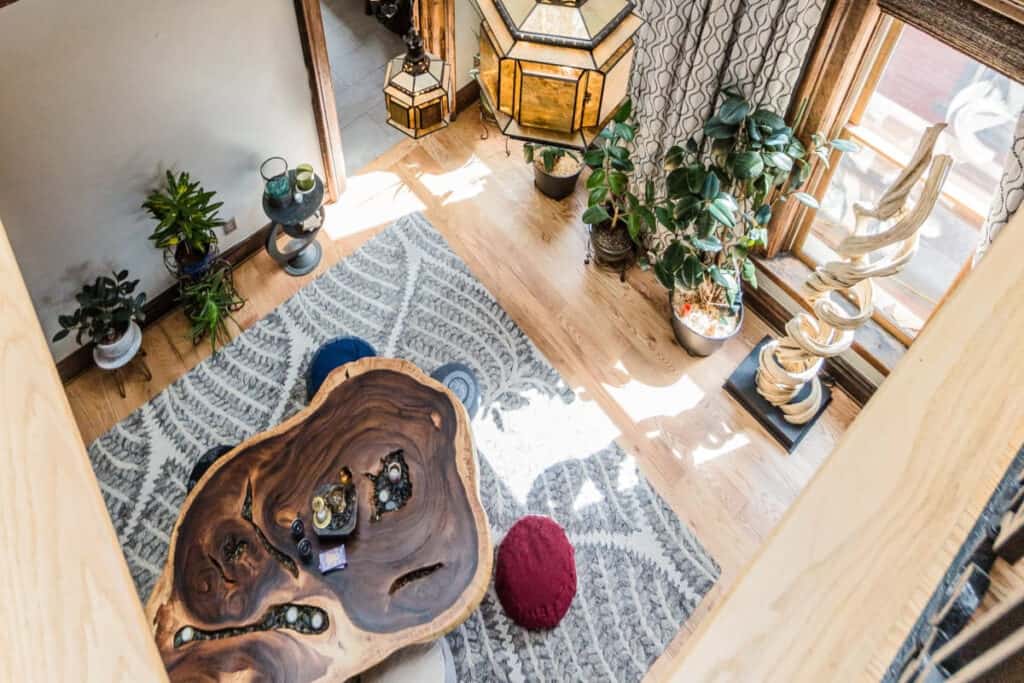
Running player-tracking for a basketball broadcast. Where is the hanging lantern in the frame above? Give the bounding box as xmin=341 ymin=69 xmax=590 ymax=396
xmin=383 ymin=29 xmax=451 ymax=139
xmin=471 ymin=0 xmax=644 ymax=150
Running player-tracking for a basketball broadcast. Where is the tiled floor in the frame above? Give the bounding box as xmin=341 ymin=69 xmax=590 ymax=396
xmin=321 ymin=0 xmax=408 ymax=172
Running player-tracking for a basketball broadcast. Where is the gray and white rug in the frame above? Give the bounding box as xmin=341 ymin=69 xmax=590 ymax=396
xmin=88 ymin=213 xmax=719 ymax=682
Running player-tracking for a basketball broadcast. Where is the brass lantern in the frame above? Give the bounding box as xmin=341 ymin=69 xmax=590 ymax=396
xmin=472 ymin=0 xmax=644 ymax=150
xmin=384 ymin=30 xmax=451 ymax=139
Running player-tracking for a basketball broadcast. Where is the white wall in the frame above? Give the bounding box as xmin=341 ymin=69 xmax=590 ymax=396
xmin=0 ymin=0 xmax=324 ymax=361
xmin=454 ymin=0 xmax=480 ymax=90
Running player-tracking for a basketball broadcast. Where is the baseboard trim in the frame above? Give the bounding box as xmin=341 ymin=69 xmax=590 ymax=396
xmin=56 ymin=223 xmax=273 ymax=383
xmin=454 ymin=80 xmax=480 ymax=119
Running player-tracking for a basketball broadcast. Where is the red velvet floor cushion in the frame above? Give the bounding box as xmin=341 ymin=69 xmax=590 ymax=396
xmin=494 ymin=515 xmax=577 ymax=630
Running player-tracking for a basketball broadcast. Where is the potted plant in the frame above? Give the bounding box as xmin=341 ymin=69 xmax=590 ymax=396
xmin=523 ymin=143 xmax=583 ymax=200
xmin=53 ymin=270 xmax=147 ymax=366
xmin=180 ymin=262 xmax=246 ymax=351
xmin=582 ymin=99 xmax=652 ymax=278
xmin=643 ymin=90 xmax=857 ymax=356
xmin=143 ymin=170 xmax=225 ymax=278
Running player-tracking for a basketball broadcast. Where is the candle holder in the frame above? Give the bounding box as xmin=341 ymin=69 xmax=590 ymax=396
xmin=260 ymin=156 xmax=293 ymax=209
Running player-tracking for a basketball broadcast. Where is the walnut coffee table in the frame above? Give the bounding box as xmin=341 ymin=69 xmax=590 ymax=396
xmin=146 ymin=358 xmax=492 ymax=681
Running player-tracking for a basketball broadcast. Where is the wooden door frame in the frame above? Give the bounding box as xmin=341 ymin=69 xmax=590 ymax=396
xmin=293 ymin=0 xmax=458 ymax=201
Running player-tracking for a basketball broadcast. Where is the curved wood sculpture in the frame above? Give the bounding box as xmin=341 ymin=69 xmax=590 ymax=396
xmin=145 ymin=357 xmax=492 ymax=682
xmin=756 ymin=123 xmax=954 ymax=424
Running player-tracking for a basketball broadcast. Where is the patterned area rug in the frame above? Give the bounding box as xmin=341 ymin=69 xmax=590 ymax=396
xmin=88 ymin=213 xmax=719 ymax=682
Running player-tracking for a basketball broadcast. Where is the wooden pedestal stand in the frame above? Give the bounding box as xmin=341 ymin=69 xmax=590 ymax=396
xmin=146 ymin=358 xmax=492 ymax=682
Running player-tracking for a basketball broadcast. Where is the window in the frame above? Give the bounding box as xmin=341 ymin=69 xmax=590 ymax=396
xmin=790 ymin=21 xmax=1024 ymax=344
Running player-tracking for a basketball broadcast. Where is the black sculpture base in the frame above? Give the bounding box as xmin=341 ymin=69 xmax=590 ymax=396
xmin=724 ymin=336 xmax=832 ymax=453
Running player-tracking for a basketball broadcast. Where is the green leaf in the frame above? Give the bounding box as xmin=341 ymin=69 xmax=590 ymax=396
xmin=613 ymin=98 xmax=632 ymax=123
xmin=830 ymin=138 xmax=860 ymax=153
xmin=582 ymin=205 xmax=612 ymax=225
xmin=704 ymin=120 xmax=738 ymax=140
xmin=663 ymin=145 xmax=685 ymax=171
xmin=663 ymin=241 xmax=686 ymax=271
xmin=655 ymin=206 xmax=674 ymax=228
xmin=767 ymin=151 xmax=794 ymax=172
xmin=607 ymin=145 xmax=629 ymax=162
xmin=686 ymin=137 xmax=700 ymax=154
xmin=588 ymin=186 xmax=608 ymax=205
xmin=751 ymin=108 xmax=786 ymax=130
xmin=755 ymin=204 xmax=772 ymax=225
xmin=523 ymin=143 xmax=535 ymax=164
xmin=701 ymin=172 xmax=720 ymax=200
xmin=732 ymin=151 xmax=764 ymax=179
xmin=614 ymin=122 xmax=635 ymax=142
xmin=52 ymin=328 xmax=70 ymax=342
xmin=654 ymin=260 xmax=676 ymax=290
xmin=584 ymin=149 xmax=605 ymax=168
xmin=645 ymin=180 xmax=655 ymax=204
xmin=692 ymin=235 xmax=723 ymax=252
xmin=540 ymin=148 xmax=559 ymax=173
xmin=586 ymin=169 xmax=606 ymax=190
xmin=718 ymin=96 xmax=751 ymax=125
xmin=679 ymin=254 xmax=703 ymax=289
xmin=708 ymin=198 xmax=736 ymax=228
xmin=793 ymin=192 xmax=821 ymax=209
xmin=666 ymin=168 xmax=689 ymax=197
xmin=608 ymin=172 xmax=628 ymax=195
xmin=741 ymin=258 xmax=758 ymax=287
xmin=710 ymin=265 xmax=736 ymax=290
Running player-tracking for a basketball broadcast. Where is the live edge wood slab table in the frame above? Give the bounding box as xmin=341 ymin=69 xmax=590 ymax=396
xmin=145 ymin=358 xmax=493 ymax=682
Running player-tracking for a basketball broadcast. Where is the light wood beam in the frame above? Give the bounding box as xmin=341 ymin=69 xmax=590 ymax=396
xmin=0 ymin=217 xmax=167 ymax=681
xmin=670 ymin=210 xmax=1024 ymax=681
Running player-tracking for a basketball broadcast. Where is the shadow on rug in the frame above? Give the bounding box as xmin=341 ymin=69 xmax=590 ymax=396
xmin=87 ymin=213 xmax=719 ymax=682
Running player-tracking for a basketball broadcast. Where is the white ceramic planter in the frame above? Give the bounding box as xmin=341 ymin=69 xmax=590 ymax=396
xmin=93 ymin=321 xmax=142 ymax=370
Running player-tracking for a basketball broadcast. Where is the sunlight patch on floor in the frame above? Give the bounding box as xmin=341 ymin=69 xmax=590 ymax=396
xmin=692 ymin=432 xmax=750 ymax=466
xmin=602 ymin=361 xmax=706 ymax=424
xmin=323 ymin=171 xmax=425 ymax=239
xmin=416 ymin=155 xmax=491 ymax=205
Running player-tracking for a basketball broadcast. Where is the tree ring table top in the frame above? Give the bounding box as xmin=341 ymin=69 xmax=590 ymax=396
xmin=145 ymin=357 xmax=493 ymax=682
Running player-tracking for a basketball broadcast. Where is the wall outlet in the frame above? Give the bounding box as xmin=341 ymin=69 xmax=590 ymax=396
xmin=223 ymin=217 xmax=238 ymax=235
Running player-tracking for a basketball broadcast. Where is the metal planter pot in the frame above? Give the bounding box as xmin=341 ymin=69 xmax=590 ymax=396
xmin=669 ymin=290 xmax=744 ymax=357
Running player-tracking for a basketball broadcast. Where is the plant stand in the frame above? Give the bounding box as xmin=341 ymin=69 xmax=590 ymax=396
xmin=263 ymin=171 xmax=326 ymax=277
xmin=94 ymin=346 xmax=153 ymax=399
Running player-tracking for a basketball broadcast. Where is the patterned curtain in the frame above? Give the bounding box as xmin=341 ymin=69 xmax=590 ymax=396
xmin=974 ymin=109 xmax=1024 ymax=264
xmin=629 ymin=0 xmax=828 ymax=181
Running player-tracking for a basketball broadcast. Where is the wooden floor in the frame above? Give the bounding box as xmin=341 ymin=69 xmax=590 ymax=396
xmin=63 ymin=105 xmax=858 ymax=680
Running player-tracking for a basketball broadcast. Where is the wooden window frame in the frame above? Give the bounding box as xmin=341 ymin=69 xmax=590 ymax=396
xmin=760 ymin=0 xmax=1024 ymax=371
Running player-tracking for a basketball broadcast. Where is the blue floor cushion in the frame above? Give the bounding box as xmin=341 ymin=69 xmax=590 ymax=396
xmin=306 ymin=336 xmax=378 ymax=402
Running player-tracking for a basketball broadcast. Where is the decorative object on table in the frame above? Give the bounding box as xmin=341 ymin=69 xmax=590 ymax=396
xmin=430 ymin=362 xmax=480 ymax=420
xmin=143 ymin=170 xmax=224 ymax=279
xmin=582 ymin=100 xmax=642 ymax=280
xmin=144 ymin=357 xmax=493 ymax=681
xmin=366 ymin=0 xmax=413 ymax=36
xmin=383 ymin=28 xmax=450 ymax=139
xmin=294 ymin=163 xmax=316 ymax=203
xmin=495 ymin=515 xmax=576 ymax=630
xmin=523 ymin=143 xmax=582 ymax=200
xmin=291 ymin=518 xmax=306 ymax=541
xmin=639 ymin=91 xmax=857 ymax=358
xmin=262 ymin=162 xmax=326 ymax=276
xmin=53 ymin=270 xmax=150 ymax=396
xmin=310 ymin=467 xmax=358 ymax=538
xmin=317 ymin=545 xmax=348 ymax=574
xmin=297 ymin=538 xmax=314 ymax=565
xmin=260 ymin=156 xmax=293 ymax=210
xmin=725 ymin=123 xmax=952 ymax=451
xmin=91 ymin=214 xmax=718 ymax=683
xmin=179 ymin=261 xmax=245 ymax=351
xmin=186 ymin=444 xmax=235 ymax=492
xmin=366 ymin=449 xmax=412 ymax=521
xmin=471 ymin=0 xmax=644 ymax=150
xmin=306 ymin=335 xmax=378 ymax=402
xmin=361 ymin=639 xmax=457 ymax=683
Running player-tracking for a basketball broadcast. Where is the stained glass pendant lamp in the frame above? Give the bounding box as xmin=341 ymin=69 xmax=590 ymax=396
xmin=383 ymin=29 xmax=451 ymax=139
xmin=471 ymin=0 xmax=645 ymax=150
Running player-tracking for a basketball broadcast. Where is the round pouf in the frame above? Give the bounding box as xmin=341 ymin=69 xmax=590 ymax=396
xmin=430 ymin=362 xmax=481 ymax=419
xmin=495 ymin=515 xmax=576 ymax=630
xmin=306 ymin=336 xmax=377 ymax=402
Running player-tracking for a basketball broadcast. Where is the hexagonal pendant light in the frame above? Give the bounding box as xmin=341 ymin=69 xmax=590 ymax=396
xmin=471 ymin=0 xmax=644 ymax=150
xmin=384 ymin=29 xmax=451 ymax=139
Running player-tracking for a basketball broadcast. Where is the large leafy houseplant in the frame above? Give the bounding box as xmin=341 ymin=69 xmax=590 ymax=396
xmin=180 ymin=263 xmax=245 ymax=351
xmin=646 ymin=90 xmax=856 ymax=318
xmin=143 ymin=171 xmax=224 ymax=269
xmin=52 ymin=270 xmax=146 ymax=345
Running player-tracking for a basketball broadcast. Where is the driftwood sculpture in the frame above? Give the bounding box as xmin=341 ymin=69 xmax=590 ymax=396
xmin=756 ymin=123 xmax=953 ymax=424
xmin=146 ymin=357 xmax=492 ymax=682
